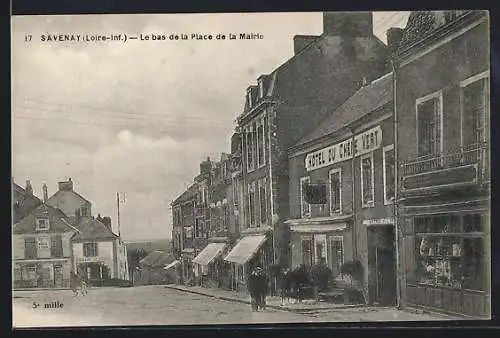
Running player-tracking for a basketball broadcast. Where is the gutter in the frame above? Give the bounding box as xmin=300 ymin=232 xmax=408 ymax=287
xmin=390 ymin=57 xmax=402 ymax=309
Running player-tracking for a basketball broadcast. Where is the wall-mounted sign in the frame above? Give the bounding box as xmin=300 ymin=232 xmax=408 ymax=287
xmin=76 ymin=256 xmax=101 ymax=263
xmin=305 ymin=125 xmax=382 ymax=171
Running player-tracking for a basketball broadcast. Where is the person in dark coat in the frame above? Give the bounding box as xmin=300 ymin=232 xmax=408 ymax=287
xmin=70 ymin=272 xmax=81 ymax=297
xmin=280 ymin=268 xmax=292 ymax=306
xmin=253 ymin=267 xmax=268 ymax=310
xmin=247 ymin=268 xmax=259 ymax=312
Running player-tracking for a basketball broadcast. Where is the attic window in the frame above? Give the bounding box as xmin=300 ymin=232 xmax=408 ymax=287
xmin=36 ymin=217 xmax=50 ymax=231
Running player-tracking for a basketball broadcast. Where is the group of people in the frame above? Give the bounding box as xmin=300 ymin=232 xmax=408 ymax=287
xmin=70 ymin=272 xmax=89 ymax=297
xmin=247 ymin=266 xmax=269 ymax=312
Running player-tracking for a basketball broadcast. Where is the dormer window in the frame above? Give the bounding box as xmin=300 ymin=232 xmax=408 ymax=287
xmin=36 ymin=217 xmax=50 ymax=231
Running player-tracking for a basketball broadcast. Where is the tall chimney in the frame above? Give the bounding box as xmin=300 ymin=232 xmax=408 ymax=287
xmin=43 ymin=183 xmax=48 ymax=202
xmin=58 ymin=178 xmax=74 ymax=191
xmin=386 ymin=27 xmax=404 ymax=54
xmin=25 ymin=180 xmax=33 ymax=195
xmin=323 ymin=12 xmax=373 ymax=37
xmin=293 ymin=35 xmax=318 ymax=55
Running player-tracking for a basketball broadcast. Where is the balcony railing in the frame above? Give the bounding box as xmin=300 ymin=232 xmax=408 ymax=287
xmin=400 ymin=143 xmax=489 ymax=192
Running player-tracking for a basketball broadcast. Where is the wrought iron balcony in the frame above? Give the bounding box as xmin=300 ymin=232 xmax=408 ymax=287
xmin=400 ymin=142 xmax=489 ymax=194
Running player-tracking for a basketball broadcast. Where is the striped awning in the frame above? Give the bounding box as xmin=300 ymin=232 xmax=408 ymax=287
xmin=164 ymin=260 xmax=180 ymax=270
xmin=192 ymin=242 xmax=227 ymax=266
xmin=224 ymin=235 xmax=267 ymax=265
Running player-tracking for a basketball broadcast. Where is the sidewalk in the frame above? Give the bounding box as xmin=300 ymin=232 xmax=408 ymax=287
xmin=165 ymin=284 xmax=366 ymax=313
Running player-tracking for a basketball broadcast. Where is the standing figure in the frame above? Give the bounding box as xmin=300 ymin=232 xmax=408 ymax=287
xmin=280 ymin=268 xmax=292 ymax=306
xmin=256 ymin=268 xmax=269 ymax=310
xmin=247 ymin=268 xmax=259 ymax=312
xmin=80 ymin=275 xmax=89 ymax=295
xmin=70 ymin=272 xmax=81 ymax=297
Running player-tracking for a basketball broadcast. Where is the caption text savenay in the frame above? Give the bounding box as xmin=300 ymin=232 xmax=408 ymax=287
xmin=25 ymin=33 xmax=265 ymax=43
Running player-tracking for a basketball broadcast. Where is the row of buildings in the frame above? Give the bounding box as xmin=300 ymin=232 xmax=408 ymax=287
xmin=12 ymin=178 xmax=130 ymax=288
xmin=170 ymin=11 xmax=490 ymax=318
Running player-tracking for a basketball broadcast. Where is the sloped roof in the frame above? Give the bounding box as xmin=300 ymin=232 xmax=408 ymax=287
xmin=12 ymin=183 xmax=43 ymax=224
xmin=13 ymin=203 xmax=77 ymax=235
xmin=46 ymin=189 xmax=90 ymax=206
xmin=294 ymin=72 xmax=393 ymax=149
xmin=171 ymin=183 xmax=197 ymax=206
xmin=238 ymin=34 xmax=388 ymax=124
xmin=72 ymin=216 xmax=118 ymax=241
xmin=139 ymin=250 xmax=175 ymax=268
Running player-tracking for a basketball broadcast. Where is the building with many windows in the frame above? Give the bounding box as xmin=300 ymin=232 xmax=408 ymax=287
xmin=72 ymin=216 xmax=130 ymax=284
xmin=287 ymin=70 xmax=397 ymax=305
xmin=225 ymin=12 xmax=390 ymax=289
xmin=394 ymin=10 xmax=490 ymax=317
xmin=13 ymin=204 xmax=79 ymax=289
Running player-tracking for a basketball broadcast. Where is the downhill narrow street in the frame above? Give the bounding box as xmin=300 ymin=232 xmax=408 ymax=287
xmin=13 ymin=285 xmax=452 ymax=327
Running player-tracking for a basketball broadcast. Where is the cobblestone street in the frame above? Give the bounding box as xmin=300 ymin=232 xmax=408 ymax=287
xmin=13 ymin=285 xmax=455 ymax=327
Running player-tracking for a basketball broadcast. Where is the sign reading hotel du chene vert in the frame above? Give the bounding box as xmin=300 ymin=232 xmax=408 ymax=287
xmin=305 ymin=125 xmax=382 ymax=171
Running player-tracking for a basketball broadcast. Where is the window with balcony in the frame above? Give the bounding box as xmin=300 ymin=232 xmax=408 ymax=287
xmin=83 ymin=242 xmax=98 ymax=257
xmin=257 ymin=122 xmax=265 ymax=167
xmin=329 ymin=168 xmax=342 ymax=215
xmin=259 ymin=178 xmax=267 ymax=225
xmin=248 ymin=182 xmax=256 ymax=227
xmin=35 ymin=217 xmax=50 ymax=231
xmin=301 ymin=236 xmax=313 ymax=266
xmin=246 ymin=129 xmax=254 ymax=171
xmin=462 ymin=73 xmax=489 ymax=146
xmin=361 ymin=154 xmax=374 ymax=207
xmin=383 ymin=145 xmax=395 ymax=205
xmin=416 ymin=92 xmax=442 ymax=157
xmin=300 ymin=176 xmax=311 ymax=218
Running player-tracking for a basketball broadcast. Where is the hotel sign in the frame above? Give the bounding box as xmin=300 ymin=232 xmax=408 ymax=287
xmin=305 ymin=125 xmax=382 ymax=172
xmin=76 ymin=256 xmax=101 ymax=263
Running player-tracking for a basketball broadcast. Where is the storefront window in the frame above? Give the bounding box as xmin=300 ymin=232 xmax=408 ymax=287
xmin=328 ymin=236 xmax=344 ymax=277
xmin=413 ymin=214 xmax=485 ymax=291
xmin=301 ymin=237 xmax=313 ymax=266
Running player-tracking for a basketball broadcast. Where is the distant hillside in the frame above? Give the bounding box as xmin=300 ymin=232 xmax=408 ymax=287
xmin=125 ymin=238 xmax=172 ymax=254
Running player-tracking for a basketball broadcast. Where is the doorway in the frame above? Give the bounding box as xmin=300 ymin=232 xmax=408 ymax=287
xmin=367 ymin=224 xmax=397 ymax=306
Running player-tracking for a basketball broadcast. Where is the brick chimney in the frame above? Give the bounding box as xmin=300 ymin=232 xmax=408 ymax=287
xmin=43 ymin=183 xmax=48 ymax=202
xmin=58 ymin=177 xmax=73 ymax=191
xmin=293 ymin=35 xmax=318 ymax=55
xmin=323 ymin=12 xmax=373 ymax=37
xmin=386 ymin=27 xmax=404 ymax=54
xmin=25 ymin=180 xmax=33 ymax=195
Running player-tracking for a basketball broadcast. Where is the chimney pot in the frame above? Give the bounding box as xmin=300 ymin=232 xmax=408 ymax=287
xmin=386 ymin=27 xmax=404 ymax=53
xmin=323 ymin=12 xmax=373 ymax=37
xmin=43 ymin=183 xmax=48 ymax=202
xmin=25 ymin=180 xmax=33 ymax=195
xmin=293 ymin=35 xmax=318 ymax=55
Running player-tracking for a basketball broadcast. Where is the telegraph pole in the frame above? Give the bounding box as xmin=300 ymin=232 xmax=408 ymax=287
xmin=117 ymin=192 xmax=126 ymax=238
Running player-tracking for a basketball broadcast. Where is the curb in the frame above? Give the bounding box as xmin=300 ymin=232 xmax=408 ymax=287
xmin=165 ymin=285 xmax=366 ymax=313
xmin=14 ymin=288 xmax=72 ymax=291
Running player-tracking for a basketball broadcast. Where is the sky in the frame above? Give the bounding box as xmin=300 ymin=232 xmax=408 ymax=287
xmin=11 ymin=12 xmax=409 ymax=241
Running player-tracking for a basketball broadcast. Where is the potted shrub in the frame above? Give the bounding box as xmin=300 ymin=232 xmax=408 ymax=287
xmin=340 ymin=260 xmax=365 ymax=304
xmin=311 ymin=262 xmax=332 ymax=300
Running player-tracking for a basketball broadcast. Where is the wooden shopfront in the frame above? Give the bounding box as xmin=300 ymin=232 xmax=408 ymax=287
xmin=400 ymin=203 xmax=490 ymax=318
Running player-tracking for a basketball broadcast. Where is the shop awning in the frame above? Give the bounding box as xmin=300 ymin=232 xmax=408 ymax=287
xmin=290 ymin=223 xmax=347 ymax=233
xmin=224 ymin=235 xmax=267 ymax=265
xmin=164 ymin=260 xmax=180 ymax=270
xmin=192 ymin=242 xmax=227 ymax=266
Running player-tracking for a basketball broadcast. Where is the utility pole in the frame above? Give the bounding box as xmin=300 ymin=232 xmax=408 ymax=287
xmin=117 ymin=192 xmax=126 ymax=239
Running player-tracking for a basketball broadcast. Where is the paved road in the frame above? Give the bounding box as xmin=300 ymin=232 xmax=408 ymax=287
xmin=12 ymin=285 xmax=452 ymax=327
